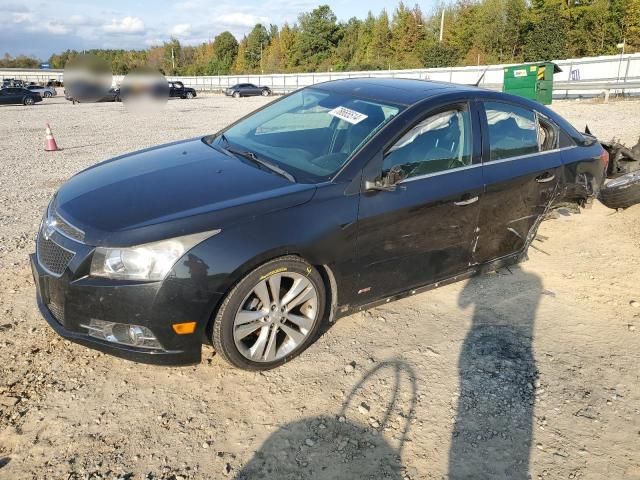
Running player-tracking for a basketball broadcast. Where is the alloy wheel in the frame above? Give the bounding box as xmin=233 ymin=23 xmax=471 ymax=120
xmin=233 ymin=272 xmax=319 ymax=362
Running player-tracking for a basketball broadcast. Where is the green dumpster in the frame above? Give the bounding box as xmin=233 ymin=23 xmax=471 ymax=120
xmin=502 ymin=62 xmax=562 ymax=105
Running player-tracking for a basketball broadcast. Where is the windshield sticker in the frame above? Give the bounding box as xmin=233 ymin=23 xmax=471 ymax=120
xmin=328 ymin=106 xmax=368 ymax=125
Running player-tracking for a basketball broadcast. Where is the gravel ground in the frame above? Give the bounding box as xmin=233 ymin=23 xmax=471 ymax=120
xmin=0 ymin=94 xmax=639 ymax=479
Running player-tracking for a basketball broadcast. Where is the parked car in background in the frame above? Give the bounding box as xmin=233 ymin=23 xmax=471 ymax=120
xmin=2 ymin=78 xmax=25 ymax=88
xmin=0 ymin=87 xmax=42 ymax=105
xmin=31 ymin=79 xmax=607 ymax=370
xmin=26 ymin=85 xmax=57 ymax=98
xmin=65 ymin=87 xmax=120 ymax=103
xmin=98 ymin=88 xmax=121 ymax=102
xmin=225 ymin=83 xmax=271 ymax=98
xmin=168 ymin=81 xmax=196 ymax=99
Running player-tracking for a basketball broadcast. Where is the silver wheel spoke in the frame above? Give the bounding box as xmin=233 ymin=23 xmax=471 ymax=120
xmin=281 ymin=277 xmax=311 ymax=306
xmin=268 ymin=275 xmax=282 ymax=306
xmin=236 ymin=309 xmax=267 ymax=325
xmin=285 ymin=313 xmax=314 ymax=332
xmin=279 ymin=323 xmax=306 ymax=346
xmin=286 ymin=286 xmax=315 ymax=310
xmin=253 ymin=280 xmax=271 ymax=309
xmin=263 ymin=324 xmax=279 ymax=361
xmin=235 ymin=321 xmax=263 ymax=341
xmin=248 ymin=325 xmax=270 ymax=359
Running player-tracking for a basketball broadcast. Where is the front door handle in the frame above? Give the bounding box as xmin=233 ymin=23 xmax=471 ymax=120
xmin=535 ymin=172 xmax=555 ymax=183
xmin=454 ymin=195 xmax=479 ymax=206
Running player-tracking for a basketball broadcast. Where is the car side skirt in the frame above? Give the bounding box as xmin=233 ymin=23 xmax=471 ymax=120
xmin=334 ymin=251 xmax=522 ymax=319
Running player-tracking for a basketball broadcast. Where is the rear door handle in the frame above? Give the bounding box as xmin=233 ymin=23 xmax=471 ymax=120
xmin=535 ymin=172 xmax=555 ymax=183
xmin=454 ymin=195 xmax=479 ymax=206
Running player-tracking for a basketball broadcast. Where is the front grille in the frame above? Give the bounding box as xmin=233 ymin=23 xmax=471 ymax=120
xmin=47 ymin=301 xmax=64 ymax=324
xmin=52 ymin=211 xmax=84 ymax=242
xmin=37 ymin=235 xmax=74 ymax=276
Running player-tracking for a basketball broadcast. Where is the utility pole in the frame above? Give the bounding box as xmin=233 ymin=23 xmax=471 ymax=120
xmin=171 ymin=47 xmax=175 ymax=72
xmin=439 ymin=10 xmax=445 ymax=43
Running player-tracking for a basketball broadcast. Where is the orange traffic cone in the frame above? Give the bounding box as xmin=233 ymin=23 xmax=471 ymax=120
xmin=44 ymin=123 xmax=59 ymax=152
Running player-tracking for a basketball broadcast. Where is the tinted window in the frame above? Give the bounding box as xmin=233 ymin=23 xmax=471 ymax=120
xmin=383 ymin=105 xmax=473 ymax=179
xmin=484 ymin=102 xmax=538 ymax=161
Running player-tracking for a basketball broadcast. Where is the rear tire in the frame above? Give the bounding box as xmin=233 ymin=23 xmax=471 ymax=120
xmin=599 ymin=171 xmax=640 ymax=209
xmin=211 ymin=256 xmax=326 ymax=370
xmin=44 ymin=92 xmax=52 ymax=98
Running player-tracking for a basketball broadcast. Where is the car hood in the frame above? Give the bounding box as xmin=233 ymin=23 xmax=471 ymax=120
xmin=54 ymin=138 xmax=316 ymax=246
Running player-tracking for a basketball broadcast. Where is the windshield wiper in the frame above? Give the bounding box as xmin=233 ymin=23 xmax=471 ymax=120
xmin=226 ymin=146 xmax=296 ymax=183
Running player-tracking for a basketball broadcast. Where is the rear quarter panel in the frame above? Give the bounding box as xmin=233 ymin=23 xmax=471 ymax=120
xmin=559 ymin=142 xmax=606 ymax=204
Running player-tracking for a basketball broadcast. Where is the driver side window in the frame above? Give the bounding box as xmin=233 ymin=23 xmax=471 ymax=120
xmin=383 ymin=104 xmax=472 ymax=179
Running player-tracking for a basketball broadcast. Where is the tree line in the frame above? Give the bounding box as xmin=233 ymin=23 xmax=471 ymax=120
xmin=2 ymin=0 xmax=639 ymax=75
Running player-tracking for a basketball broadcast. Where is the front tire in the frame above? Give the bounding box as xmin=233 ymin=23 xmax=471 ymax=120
xmin=186 ymin=92 xmax=194 ymax=99
xmin=23 ymin=97 xmax=34 ymax=105
xmin=233 ymin=91 xmax=240 ymax=99
xmin=44 ymin=92 xmax=52 ymax=98
xmin=212 ymin=256 xmax=326 ymax=370
xmin=262 ymin=89 xmax=270 ymax=97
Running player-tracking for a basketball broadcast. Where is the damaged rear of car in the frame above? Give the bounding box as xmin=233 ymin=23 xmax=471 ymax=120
xmin=598 ymin=136 xmax=640 ymax=209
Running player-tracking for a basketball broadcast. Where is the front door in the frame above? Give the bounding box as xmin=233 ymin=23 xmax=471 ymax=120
xmin=354 ymin=102 xmax=483 ymax=304
xmin=473 ymin=100 xmax=563 ymax=263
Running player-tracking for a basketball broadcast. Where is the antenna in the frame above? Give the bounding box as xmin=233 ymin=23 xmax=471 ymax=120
xmin=474 ymin=68 xmax=488 ymax=87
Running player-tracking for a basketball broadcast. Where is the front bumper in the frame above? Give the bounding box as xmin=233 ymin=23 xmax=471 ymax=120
xmin=30 ymin=253 xmax=203 ymax=366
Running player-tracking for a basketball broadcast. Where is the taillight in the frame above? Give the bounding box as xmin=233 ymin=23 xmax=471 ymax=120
xmin=600 ymin=148 xmax=609 ymax=170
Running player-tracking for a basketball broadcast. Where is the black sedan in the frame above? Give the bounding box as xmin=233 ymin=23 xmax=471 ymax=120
xmin=0 ymin=87 xmax=42 ymax=105
xmin=168 ymin=81 xmax=196 ymax=99
xmin=225 ymin=83 xmax=271 ymax=98
xmin=31 ymin=79 xmax=606 ymax=370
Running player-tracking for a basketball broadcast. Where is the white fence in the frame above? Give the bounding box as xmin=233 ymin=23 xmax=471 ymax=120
xmin=2 ymin=52 xmax=639 ymax=98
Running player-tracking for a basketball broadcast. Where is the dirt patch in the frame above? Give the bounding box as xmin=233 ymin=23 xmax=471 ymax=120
xmin=0 ymin=96 xmax=639 ymax=479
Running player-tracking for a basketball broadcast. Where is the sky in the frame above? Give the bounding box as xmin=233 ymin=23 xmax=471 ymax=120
xmin=0 ymin=0 xmax=426 ymax=60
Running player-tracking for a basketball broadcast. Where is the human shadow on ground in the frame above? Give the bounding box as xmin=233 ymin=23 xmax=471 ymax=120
xmin=235 ymin=360 xmax=417 ymax=480
xmin=449 ymin=267 xmax=542 ymax=479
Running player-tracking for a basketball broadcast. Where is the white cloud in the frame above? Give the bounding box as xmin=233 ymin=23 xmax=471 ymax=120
xmin=170 ymin=23 xmax=191 ymax=37
xmin=216 ymin=13 xmax=270 ymax=28
xmin=42 ymin=22 xmax=70 ymax=35
xmin=103 ymin=16 xmax=145 ymax=34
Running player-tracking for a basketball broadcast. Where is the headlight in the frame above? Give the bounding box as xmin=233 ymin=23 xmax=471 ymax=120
xmin=90 ymin=230 xmax=220 ymax=281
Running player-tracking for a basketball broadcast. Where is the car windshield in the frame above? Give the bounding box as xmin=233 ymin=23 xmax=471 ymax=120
xmin=214 ymin=88 xmax=402 ymax=182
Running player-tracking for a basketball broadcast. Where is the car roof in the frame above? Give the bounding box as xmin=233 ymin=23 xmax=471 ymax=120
xmin=312 ymin=78 xmax=484 ymax=106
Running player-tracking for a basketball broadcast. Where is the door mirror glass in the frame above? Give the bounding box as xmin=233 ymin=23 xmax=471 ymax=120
xmin=365 ymin=165 xmax=407 ymax=192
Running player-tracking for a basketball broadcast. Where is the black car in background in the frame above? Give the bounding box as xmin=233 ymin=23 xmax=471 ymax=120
xmin=31 ymin=79 xmax=607 ymax=370
xmin=64 ymin=87 xmax=121 ymax=103
xmin=98 ymin=88 xmax=121 ymax=102
xmin=0 ymin=87 xmax=42 ymax=105
xmin=225 ymin=83 xmax=272 ymax=98
xmin=168 ymin=81 xmax=197 ymax=99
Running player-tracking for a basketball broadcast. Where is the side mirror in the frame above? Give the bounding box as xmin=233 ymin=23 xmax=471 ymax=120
xmin=364 ymin=165 xmax=407 ymax=192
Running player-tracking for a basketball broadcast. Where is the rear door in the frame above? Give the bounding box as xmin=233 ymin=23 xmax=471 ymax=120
xmin=473 ymin=100 xmax=563 ymax=264
xmin=2 ymin=88 xmax=21 ymax=104
xmin=354 ymin=101 xmax=484 ymax=303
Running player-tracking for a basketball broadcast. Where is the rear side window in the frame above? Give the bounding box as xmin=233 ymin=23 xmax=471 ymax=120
xmin=383 ymin=105 xmax=473 ymax=179
xmin=484 ymin=102 xmax=538 ymax=161
xmin=537 ymin=115 xmax=559 ymax=152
